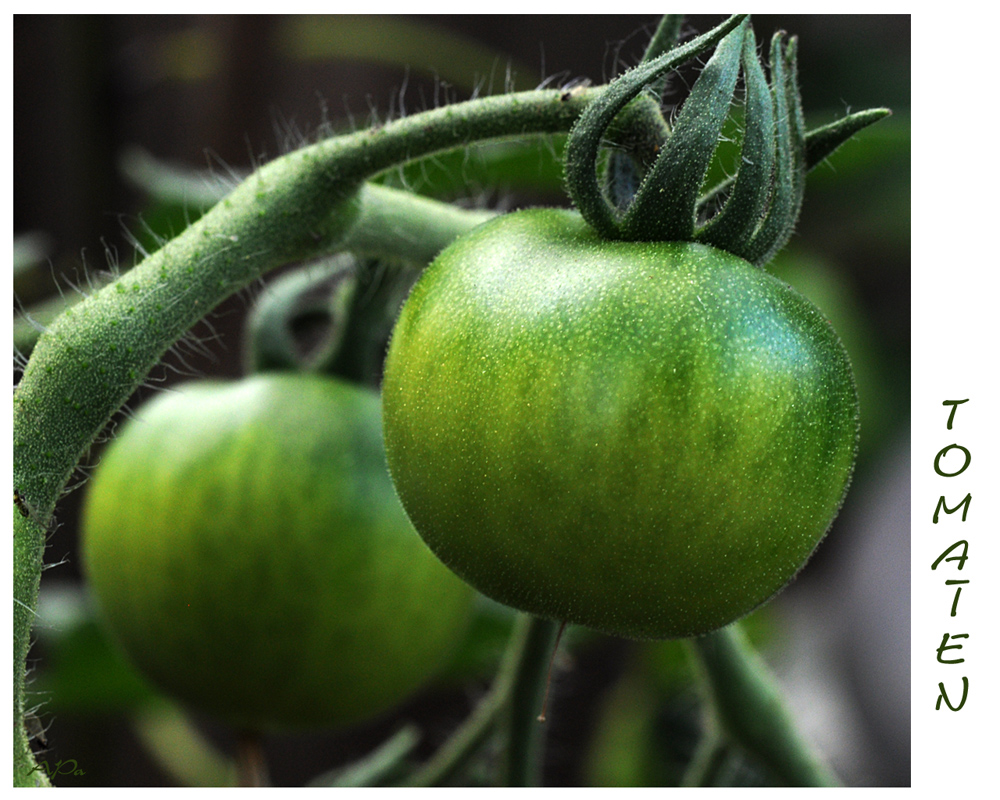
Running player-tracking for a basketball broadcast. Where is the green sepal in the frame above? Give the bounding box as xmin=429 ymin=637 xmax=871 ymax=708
xmin=621 ymin=20 xmax=748 ymax=241
xmin=741 ymin=33 xmax=805 ymax=266
xmin=696 ymin=106 xmax=892 ymax=214
xmin=569 ymin=17 xmax=889 ymax=268
xmin=641 ymin=14 xmax=685 ymax=64
xmin=564 ymin=14 xmax=749 ymax=239
xmin=641 ymin=14 xmax=685 ymax=100
xmin=804 ymin=107 xmax=892 ymax=171
xmin=695 ymin=25 xmax=774 ymax=252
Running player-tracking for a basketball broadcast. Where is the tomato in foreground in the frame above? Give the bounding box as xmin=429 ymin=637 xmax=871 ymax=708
xmin=82 ymin=373 xmax=474 ymax=731
xmin=382 ymin=209 xmax=858 ymax=640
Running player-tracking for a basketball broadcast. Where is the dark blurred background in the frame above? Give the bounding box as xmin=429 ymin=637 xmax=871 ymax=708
xmin=14 ymin=15 xmax=910 ymax=787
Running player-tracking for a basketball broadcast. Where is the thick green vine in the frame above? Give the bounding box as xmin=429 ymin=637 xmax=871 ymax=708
xmin=11 ymin=83 xmax=611 ymax=788
xmin=12 ymin=88 xmax=602 ymax=525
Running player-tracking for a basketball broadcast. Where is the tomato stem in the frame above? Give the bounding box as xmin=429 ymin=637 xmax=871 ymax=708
xmin=242 ymin=184 xmax=496 ymax=386
xmin=505 ymin=615 xmax=562 ymax=787
xmin=310 ymin=725 xmax=420 ymax=787
xmin=403 ymin=613 xmax=530 ymax=786
xmin=242 ymin=254 xmax=355 ymax=375
xmin=132 ymin=703 xmax=238 ymax=786
xmin=402 ymin=613 xmax=562 ymax=787
xmin=681 ymin=725 xmax=729 ymax=787
xmin=686 ymin=623 xmax=840 ymax=787
xmin=341 ymin=183 xmax=495 ymax=265
xmin=537 ymin=620 xmax=567 ymax=722
xmin=12 ymin=86 xmax=600 ymax=785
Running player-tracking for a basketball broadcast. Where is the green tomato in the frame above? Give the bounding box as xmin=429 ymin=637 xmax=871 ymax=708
xmin=382 ymin=208 xmax=858 ymax=640
xmin=81 ymin=373 xmax=474 ymax=731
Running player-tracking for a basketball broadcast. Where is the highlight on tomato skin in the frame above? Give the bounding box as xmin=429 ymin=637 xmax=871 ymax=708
xmin=381 ymin=208 xmax=859 ymax=641
xmin=80 ymin=372 xmax=476 ymax=732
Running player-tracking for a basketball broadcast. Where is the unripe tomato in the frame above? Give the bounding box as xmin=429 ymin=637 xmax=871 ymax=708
xmin=82 ymin=373 xmax=474 ymax=731
xmin=382 ymin=209 xmax=858 ymax=640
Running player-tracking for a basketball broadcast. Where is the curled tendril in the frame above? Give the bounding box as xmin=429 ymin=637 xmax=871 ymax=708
xmin=564 ymin=14 xmax=891 ymax=266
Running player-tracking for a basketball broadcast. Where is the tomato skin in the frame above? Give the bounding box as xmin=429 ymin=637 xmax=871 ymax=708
xmin=82 ymin=373 xmax=473 ymax=731
xmin=382 ymin=208 xmax=858 ymax=640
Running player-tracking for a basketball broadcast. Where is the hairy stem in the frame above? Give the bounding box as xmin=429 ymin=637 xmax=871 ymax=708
xmin=12 ymin=88 xmax=597 ymax=521
xmin=11 ymin=85 xmax=601 ymax=787
xmin=342 ymin=183 xmax=495 ymax=266
xmin=242 ymin=186 xmax=493 ymax=379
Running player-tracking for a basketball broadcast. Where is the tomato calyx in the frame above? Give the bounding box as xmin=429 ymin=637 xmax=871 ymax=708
xmin=564 ymin=14 xmax=890 ymax=266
